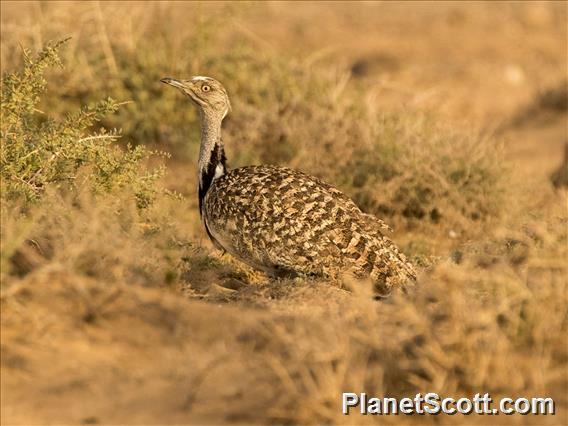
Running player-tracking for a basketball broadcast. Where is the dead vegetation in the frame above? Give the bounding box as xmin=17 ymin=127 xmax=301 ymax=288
xmin=1 ymin=2 xmax=567 ymax=425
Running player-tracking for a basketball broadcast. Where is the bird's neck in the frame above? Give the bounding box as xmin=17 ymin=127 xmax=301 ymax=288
xmin=198 ymin=110 xmax=227 ymax=216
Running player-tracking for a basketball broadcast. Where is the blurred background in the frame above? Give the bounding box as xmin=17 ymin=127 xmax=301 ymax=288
xmin=1 ymin=2 xmax=566 ymax=425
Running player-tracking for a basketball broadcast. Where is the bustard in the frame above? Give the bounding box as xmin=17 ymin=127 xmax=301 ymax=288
xmin=161 ymin=76 xmax=416 ymax=296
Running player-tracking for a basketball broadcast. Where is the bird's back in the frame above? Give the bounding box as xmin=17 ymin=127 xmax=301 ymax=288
xmin=204 ymin=165 xmax=415 ymax=295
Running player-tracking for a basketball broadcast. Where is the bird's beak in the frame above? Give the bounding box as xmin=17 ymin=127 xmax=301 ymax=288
xmin=160 ymin=77 xmax=186 ymax=89
xmin=161 ymin=77 xmax=203 ymax=107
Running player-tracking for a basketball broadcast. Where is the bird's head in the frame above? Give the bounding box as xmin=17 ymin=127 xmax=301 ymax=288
xmin=161 ymin=76 xmax=231 ymax=118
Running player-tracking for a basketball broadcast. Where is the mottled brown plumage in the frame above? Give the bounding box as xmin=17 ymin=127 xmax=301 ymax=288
xmin=161 ymin=75 xmax=416 ymax=296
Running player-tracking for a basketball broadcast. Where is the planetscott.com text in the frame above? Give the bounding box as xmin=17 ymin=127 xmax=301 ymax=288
xmin=342 ymin=393 xmax=555 ymax=416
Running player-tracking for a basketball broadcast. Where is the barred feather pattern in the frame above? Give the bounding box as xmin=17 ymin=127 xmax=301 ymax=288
xmin=204 ymin=165 xmax=416 ymax=295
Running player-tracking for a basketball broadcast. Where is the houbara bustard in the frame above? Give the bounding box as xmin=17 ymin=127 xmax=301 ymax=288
xmin=161 ymin=76 xmax=416 ymax=297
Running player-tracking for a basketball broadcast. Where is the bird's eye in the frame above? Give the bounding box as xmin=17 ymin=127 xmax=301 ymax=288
xmin=202 ymin=85 xmax=211 ymax=92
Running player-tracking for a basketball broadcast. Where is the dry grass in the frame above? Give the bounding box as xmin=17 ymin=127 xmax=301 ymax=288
xmin=1 ymin=2 xmax=567 ymax=425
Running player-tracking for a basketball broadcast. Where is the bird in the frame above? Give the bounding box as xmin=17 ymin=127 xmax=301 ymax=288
xmin=161 ymin=75 xmax=416 ymax=297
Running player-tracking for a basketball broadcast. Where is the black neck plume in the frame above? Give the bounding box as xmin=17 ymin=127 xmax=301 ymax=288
xmin=198 ymin=141 xmax=227 ymax=217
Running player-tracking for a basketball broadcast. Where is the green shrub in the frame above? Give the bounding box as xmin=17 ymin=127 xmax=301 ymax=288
xmin=334 ymin=113 xmax=506 ymax=230
xmin=0 ymin=39 xmax=165 ymax=207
